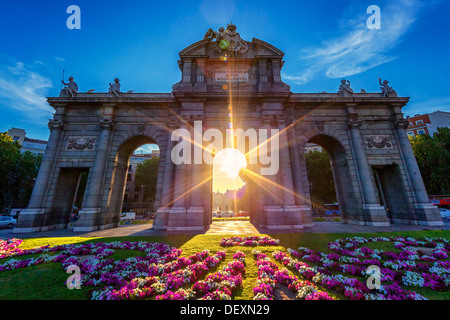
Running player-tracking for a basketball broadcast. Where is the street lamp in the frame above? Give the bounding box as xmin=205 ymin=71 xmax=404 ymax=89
xmin=139 ymin=185 xmax=146 ymax=216
xmin=308 ymin=182 xmax=315 ymax=215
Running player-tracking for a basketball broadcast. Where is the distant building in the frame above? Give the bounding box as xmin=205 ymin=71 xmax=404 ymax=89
xmin=123 ymin=149 xmax=160 ymax=214
xmin=304 ymin=143 xmax=323 ymax=153
xmin=6 ymin=128 xmax=47 ymax=155
xmin=406 ymin=111 xmax=450 ymax=138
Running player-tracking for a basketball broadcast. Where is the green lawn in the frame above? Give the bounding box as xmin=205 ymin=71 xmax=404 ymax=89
xmin=0 ymin=230 xmax=449 ymax=300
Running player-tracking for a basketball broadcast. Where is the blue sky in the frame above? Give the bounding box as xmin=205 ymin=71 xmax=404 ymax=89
xmin=0 ymin=0 xmax=449 ymax=148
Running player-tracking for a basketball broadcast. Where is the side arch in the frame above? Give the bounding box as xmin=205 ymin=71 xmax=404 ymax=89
xmin=100 ymin=128 xmax=169 ymax=227
xmin=299 ymin=133 xmax=360 ymax=223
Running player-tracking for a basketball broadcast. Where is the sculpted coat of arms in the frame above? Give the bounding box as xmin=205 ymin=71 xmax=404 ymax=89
xmin=66 ymin=136 xmax=96 ymax=151
xmin=364 ymin=135 xmax=393 ymax=149
xmin=204 ymin=23 xmax=249 ymax=56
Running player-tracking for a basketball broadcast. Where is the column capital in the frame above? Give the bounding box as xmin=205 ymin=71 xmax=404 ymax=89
xmin=275 ymin=115 xmax=287 ymax=126
xmin=261 ymin=115 xmax=273 ymax=127
xmin=348 ymin=116 xmax=362 ymax=129
xmin=99 ymin=118 xmax=114 ymax=130
xmin=192 ymin=114 xmax=204 ymax=122
xmin=48 ymin=119 xmax=64 ymax=131
xmin=181 ymin=114 xmax=193 ymax=126
xmin=392 ymin=117 xmax=409 ymax=129
xmin=168 ymin=115 xmax=180 ymax=129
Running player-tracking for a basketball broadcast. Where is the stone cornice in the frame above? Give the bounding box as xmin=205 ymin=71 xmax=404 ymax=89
xmin=288 ymin=94 xmax=409 ymax=107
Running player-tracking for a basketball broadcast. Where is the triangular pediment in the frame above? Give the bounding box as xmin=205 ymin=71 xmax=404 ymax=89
xmin=178 ymin=32 xmax=284 ymax=59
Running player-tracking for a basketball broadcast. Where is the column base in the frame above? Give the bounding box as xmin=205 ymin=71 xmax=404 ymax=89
xmin=153 ymin=207 xmax=170 ymax=230
xmin=413 ymin=203 xmax=444 ymax=226
xmin=167 ymin=206 xmax=187 ymax=230
xmin=362 ymin=204 xmax=390 ymax=226
xmin=167 ymin=207 xmax=206 ymax=231
xmin=299 ymin=205 xmax=315 ymax=227
xmin=342 ymin=218 xmax=390 ymax=227
xmin=258 ymin=205 xmax=305 ymax=230
xmin=73 ymin=208 xmax=100 ymax=232
xmin=14 ymin=208 xmax=46 ymax=233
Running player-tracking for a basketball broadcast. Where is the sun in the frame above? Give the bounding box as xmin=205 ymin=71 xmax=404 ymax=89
xmin=215 ymin=148 xmax=247 ymax=178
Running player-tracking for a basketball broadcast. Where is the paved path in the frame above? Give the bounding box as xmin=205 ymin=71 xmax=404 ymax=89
xmin=1 ymin=220 xmax=449 ymax=239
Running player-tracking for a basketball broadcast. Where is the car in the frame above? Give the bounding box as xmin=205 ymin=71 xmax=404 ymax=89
xmin=120 ymin=212 xmax=136 ymax=221
xmin=237 ymin=211 xmax=249 ymax=217
xmin=221 ymin=211 xmax=235 ymax=218
xmin=0 ymin=216 xmax=16 ymax=229
xmin=10 ymin=209 xmax=21 ymax=219
xmin=439 ymin=208 xmax=450 ymax=220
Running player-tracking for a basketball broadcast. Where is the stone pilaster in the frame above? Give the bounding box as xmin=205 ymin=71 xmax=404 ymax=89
xmin=194 ymin=59 xmax=207 ymax=91
xmin=275 ymin=115 xmax=303 ymax=230
xmin=258 ymin=59 xmax=269 ymax=91
xmin=154 ymin=116 xmax=178 ymax=230
xmin=187 ymin=114 xmax=206 ymax=230
xmin=167 ymin=115 xmax=190 ymax=231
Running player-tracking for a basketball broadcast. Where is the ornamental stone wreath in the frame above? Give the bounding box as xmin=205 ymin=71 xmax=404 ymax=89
xmin=0 ymin=235 xmax=449 ymax=300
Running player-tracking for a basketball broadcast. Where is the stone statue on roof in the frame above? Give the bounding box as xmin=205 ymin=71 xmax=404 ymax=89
xmin=108 ymin=78 xmax=121 ymax=97
xmin=60 ymin=76 xmax=78 ymax=97
xmin=337 ymin=79 xmax=353 ymax=97
xmin=378 ymin=77 xmax=397 ymax=97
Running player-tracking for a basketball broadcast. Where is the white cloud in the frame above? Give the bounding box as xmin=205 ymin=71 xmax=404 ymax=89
xmin=284 ymin=0 xmax=422 ymax=84
xmin=0 ymin=61 xmax=54 ymax=120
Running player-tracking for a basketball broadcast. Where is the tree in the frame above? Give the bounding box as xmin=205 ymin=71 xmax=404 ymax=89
xmin=0 ymin=133 xmax=21 ymax=206
xmin=11 ymin=151 xmax=42 ymax=203
xmin=134 ymin=157 xmax=159 ymax=203
xmin=0 ymin=133 xmax=42 ymax=209
xmin=410 ymin=128 xmax=450 ymax=195
xmin=305 ymin=150 xmax=337 ymax=207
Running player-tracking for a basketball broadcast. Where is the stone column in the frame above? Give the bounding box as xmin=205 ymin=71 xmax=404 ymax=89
xmin=74 ymin=116 xmax=114 ymax=232
xmin=168 ymin=115 xmax=190 ymax=231
xmin=392 ymin=111 xmax=443 ymax=225
xmin=14 ymin=118 xmax=64 ymax=233
xmin=154 ymin=117 xmax=178 ymax=230
xmin=259 ymin=114 xmax=284 ymax=229
xmin=347 ymin=108 xmax=389 ymax=226
xmin=286 ymin=114 xmax=314 ymax=227
xmin=275 ymin=115 xmax=296 ymax=204
xmin=275 ymin=115 xmax=303 ymax=230
xmin=187 ymin=114 xmax=206 ymax=229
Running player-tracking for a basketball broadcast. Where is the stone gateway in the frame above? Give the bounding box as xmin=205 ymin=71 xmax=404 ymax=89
xmin=15 ymin=24 xmax=443 ymax=233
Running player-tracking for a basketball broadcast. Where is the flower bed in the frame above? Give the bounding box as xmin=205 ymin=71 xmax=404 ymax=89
xmin=0 ymin=235 xmax=449 ymax=300
xmin=252 ymin=249 xmax=333 ymax=300
xmin=91 ymin=250 xmax=227 ymax=300
xmin=220 ymin=236 xmax=280 ymax=247
xmin=155 ymin=251 xmax=246 ymax=300
xmin=0 ymin=238 xmax=24 ymax=258
xmin=278 ymin=235 xmax=450 ymax=299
